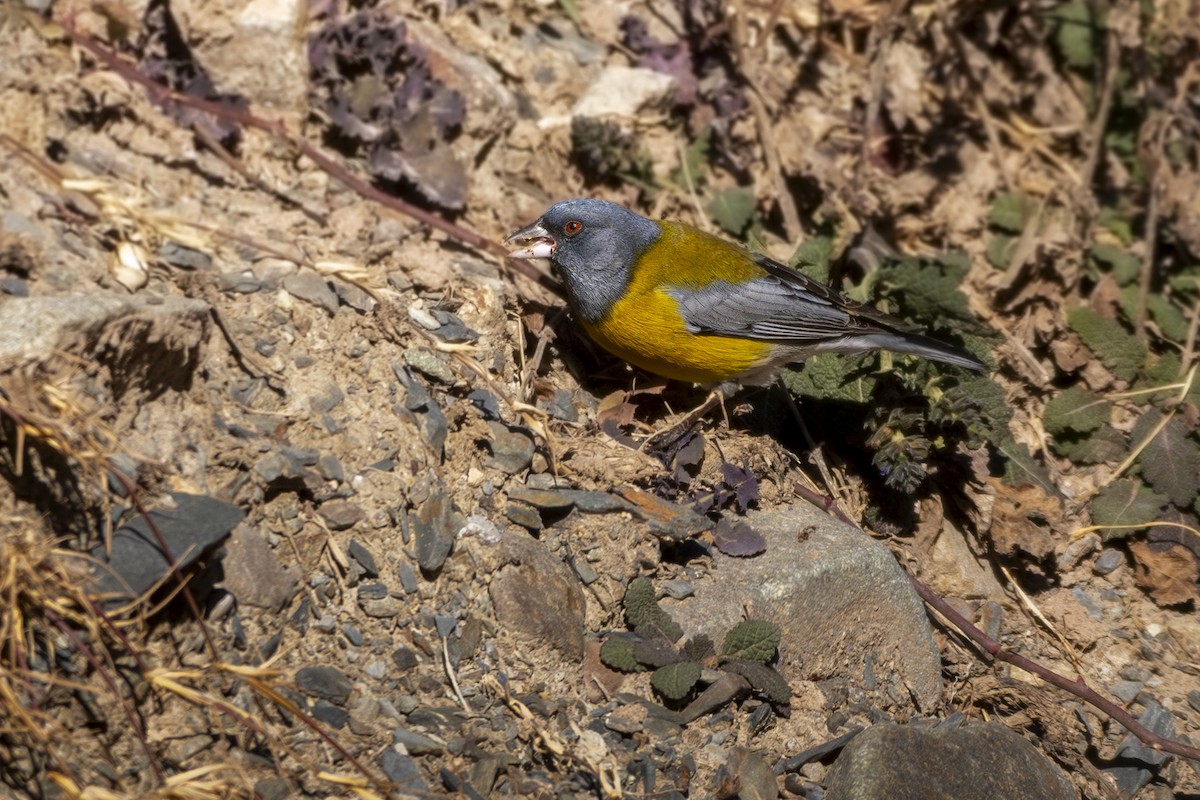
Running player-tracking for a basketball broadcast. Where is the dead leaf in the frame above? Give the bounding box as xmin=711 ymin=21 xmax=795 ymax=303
xmin=597 ymin=389 xmax=637 ymax=429
xmin=988 ymin=478 xmax=1063 ymax=564
xmin=1130 ymin=540 xmax=1200 ymax=607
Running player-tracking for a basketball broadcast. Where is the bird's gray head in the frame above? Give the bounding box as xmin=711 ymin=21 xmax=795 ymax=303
xmin=506 ymin=199 xmax=661 ymax=323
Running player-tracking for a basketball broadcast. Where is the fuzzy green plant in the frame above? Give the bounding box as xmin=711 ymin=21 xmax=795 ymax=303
xmin=600 ymin=577 xmax=790 ymax=708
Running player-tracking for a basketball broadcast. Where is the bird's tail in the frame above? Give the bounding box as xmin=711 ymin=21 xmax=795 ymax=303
xmin=840 ymin=332 xmax=987 ymax=371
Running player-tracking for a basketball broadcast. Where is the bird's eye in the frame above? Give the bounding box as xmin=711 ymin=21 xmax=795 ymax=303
xmin=564 ymin=220 xmax=583 ymax=236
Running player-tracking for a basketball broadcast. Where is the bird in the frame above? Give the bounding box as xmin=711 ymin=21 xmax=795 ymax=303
xmin=505 ymin=198 xmax=986 ymax=386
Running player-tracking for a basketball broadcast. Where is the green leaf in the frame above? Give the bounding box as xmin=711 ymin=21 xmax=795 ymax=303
xmin=556 ymin=0 xmax=582 ymax=27
xmin=1052 ymin=2 xmax=1098 ymax=70
xmin=1090 ymin=243 xmax=1140 ymax=286
xmin=1146 ymin=295 xmax=1189 ymax=343
xmin=1167 ymin=273 xmax=1200 ymax=297
xmin=671 ymin=130 xmax=711 ymax=190
xmin=987 ymin=192 xmax=1037 ymax=233
xmin=624 ymin=577 xmax=683 ymax=641
xmin=722 ymin=660 xmax=791 ymax=704
xmin=708 ymin=187 xmax=756 ymax=236
xmin=790 ymin=235 xmax=835 ymax=285
xmin=1133 ymin=413 xmax=1200 ymax=507
xmin=1091 ymin=479 xmax=1168 ymax=539
xmin=1043 ymin=387 xmax=1109 ymax=436
xmin=1054 ymin=424 xmax=1127 ymax=465
xmin=720 ymin=620 xmax=781 ymax=664
xmin=878 ymin=255 xmax=975 ymax=324
xmin=985 ymin=234 xmax=1017 ymax=268
xmin=600 ymin=636 xmax=640 ymax=672
xmin=1097 ymin=208 xmax=1134 ymax=245
xmin=651 ymin=661 xmax=701 ymax=701
xmin=782 ymin=357 xmax=877 ymax=404
xmin=1068 ymin=307 xmax=1147 ymax=382
xmin=1143 ymin=350 xmax=1183 ymax=385
xmin=681 ymin=634 xmax=715 ymax=662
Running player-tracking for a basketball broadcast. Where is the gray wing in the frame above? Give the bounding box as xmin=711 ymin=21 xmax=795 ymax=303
xmin=668 ymin=254 xmax=987 ymax=370
xmin=668 ymin=254 xmax=885 ymax=344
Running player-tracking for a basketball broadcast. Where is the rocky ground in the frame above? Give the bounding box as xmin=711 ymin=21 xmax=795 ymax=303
xmin=1 ymin=0 xmax=1200 ymax=799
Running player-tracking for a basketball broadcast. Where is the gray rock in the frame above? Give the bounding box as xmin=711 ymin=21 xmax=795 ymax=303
xmin=825 ymin=722 xmax=1075 ymax=800
xmin=330 ymin=277 xmax=377 ymax=313
xmin=218 ymin=272 xmax=263 ymax=293
xmin=1093 ymin=549 xmax=1124 ymax=575
xmin=282 ymin=271 xmax=338 ymax=313
xmin=360 ymin=596 xmax=404 ymax=618
xmin=158 ymin=242 xmax=213 ymax=270
xmin=85 ymin=493 xmax=244 ymax=602
xmin=309 ymin=700 xmax=348 ymax=729
xmin=317 ymin=454 xmax=345 ymax=483
xmin=219 ymin=523 xmax=300 ymax=612
xmin=348 ymin=539 xmax=379 ymax=577
xmin=397 ymin=562 xmax=420 ymax=594
xmin=403 ymin=347 xmax=454 ymax=384
xmin=393 ymin=726 xmax=444 ymax=755
xmin=318 ymin=500 xmax=363 ymax=531
xmin=395 ymin=365 xmax=448 ymax=458
xmin=662 ymin=579 xmax=695 ymax=600
xmin=1108 ymin=701 xmax=1174 ymax=798
xmin=507 ymin=487 xmax=576 ymax=512
xmin=0 ymin=294 xmax=209 ymax=386
xmin=392 ymin=647 xmax=420 ymax=671
xmin=295 ymin=665 xmax=353 ymax=705
xmin=1109 ymin=680 xmax=1143 ymax=703
xmin=342 ymin=623 xmax=364 ymax=647
xmin=505 ymin=503 xmax=542 ymax=530
xmin=0 ymin=276 xmax=29 ymax=296
xmin=664 ymin=505 xmax=942 ymax=710
xmin=2 ymin=210 xmax=46 ymax=244
xmin=485 ymin=423 xmax=535 ymax=474
xmin=379 ymin=748 xmax=428 ymax=793
xmin=309 ymin=382 xmax=345 ymax=413
xmin=253 ymin=778 xmax=290 ymax=800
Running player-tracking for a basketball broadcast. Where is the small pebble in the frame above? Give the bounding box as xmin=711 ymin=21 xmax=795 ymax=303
xmin=348 ymin=539 xmax=380 ymax=577
xmin=662 ymin=579 xmax=695 ymax=600
xmin=393 ymin=727 xmax=444 ymax=755
xmin=342 ymin=623 xmax=365 ymax=647
xmin=403 ymin=347 xmax=455 ymax=383
xmin=0 ymin=275 xmax=30 ymax=296
xmin=1070 ymin=587 xmax=1103 ymax=621
xmin=1093 ymin=549 xmax=1124 ymax=575
xmin=408 ymin=305 xmax=442 ymax=330
xmin=310 ymin=700 xmax=349 ymax=729
xmin=1109 ymin=680 xmax=1143 ymax=703
xmin=295 ymin=665 xmax=353 ymax=704
xmin=397 ymin=562 xmax=420 ymax=594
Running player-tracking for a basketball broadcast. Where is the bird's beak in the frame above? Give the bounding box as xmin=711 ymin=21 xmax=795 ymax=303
xmin=505 ymin=220 xmax=556 ymax=259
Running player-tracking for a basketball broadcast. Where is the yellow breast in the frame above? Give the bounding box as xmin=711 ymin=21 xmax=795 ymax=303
xmin=582 ymin=222 xmax=775 ymax=384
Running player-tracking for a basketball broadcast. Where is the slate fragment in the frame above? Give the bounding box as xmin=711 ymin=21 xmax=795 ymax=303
xmin=295 ymin=664 xmax=354 ymax=705
xmin=394 ymin=364 xmax=448 ymax=458
xmin=86 ymin=493 xmax=245 ymax=602
xmin=413 ymin=491 xmax=464 ymax=574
